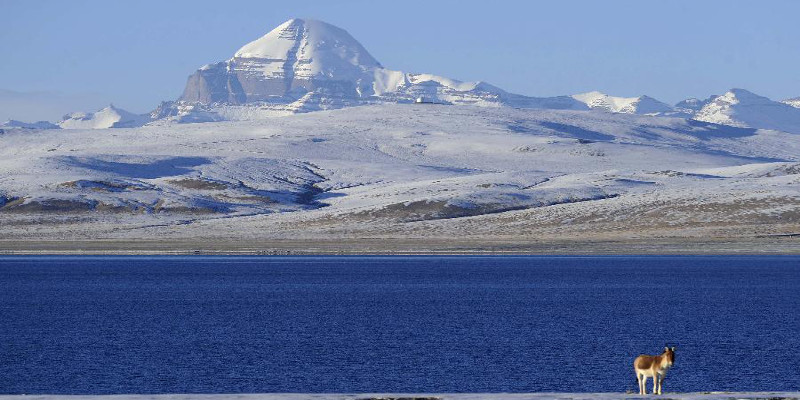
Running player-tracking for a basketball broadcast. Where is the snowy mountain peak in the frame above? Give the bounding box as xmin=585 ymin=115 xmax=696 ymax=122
xmin=717 ymin=88 xmax=773 ymax=105
xmin=59 ymin=104 xmax=150 ymax=129
xmin=176 ymin=19 xmax=586 ymax=113
xmin=693 ymin=88 xmax=800 ymax=133
xmin=180 ymin=18 xmax=385 ymax=104
xmin=233 ymin=18 xmax=382 ymax=71
xmin=570 ymin=91 xmax=673 ymax=115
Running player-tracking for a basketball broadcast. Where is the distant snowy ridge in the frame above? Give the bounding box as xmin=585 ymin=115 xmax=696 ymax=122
xmin=692 ymin=89 xmax=800 ymax=133
xmin=10 ymin=18 xmax=800 ymax=133
xmin=59 ymin=105 xmax=150 ymax=129
xmin=1 ymin=119 xmax=59 ymax=130
xmin=570 ymin=91 xmax=674 ymax=115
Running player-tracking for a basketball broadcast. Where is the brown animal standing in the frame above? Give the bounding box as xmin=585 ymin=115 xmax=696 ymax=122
xmin=634 ymin=346 xmax=675 ymax=395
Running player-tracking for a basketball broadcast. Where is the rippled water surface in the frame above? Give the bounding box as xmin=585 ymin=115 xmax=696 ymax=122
xmin=1 ymin=255 xmax=798 ymax=394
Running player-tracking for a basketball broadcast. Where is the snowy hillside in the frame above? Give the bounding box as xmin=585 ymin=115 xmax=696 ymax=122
xmin=571 ymin=91 xmax=674 ymax=115
xmin=1 ymin=103 xmax=799 ymax=245
xmin=783 ymin=97 xmax=800 ymax=108
xmin=693 ymin=89 xmax=800 ymax=133
xmin=59 ymin=105 xmax=150 ymax=129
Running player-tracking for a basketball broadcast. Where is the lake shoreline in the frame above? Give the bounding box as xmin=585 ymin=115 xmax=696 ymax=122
xmin=1 ymin=237 xmax=799 ymax=255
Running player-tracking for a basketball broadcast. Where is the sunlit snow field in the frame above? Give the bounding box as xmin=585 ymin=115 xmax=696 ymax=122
xmin=1 ymin=104 xmax=799 ymax=245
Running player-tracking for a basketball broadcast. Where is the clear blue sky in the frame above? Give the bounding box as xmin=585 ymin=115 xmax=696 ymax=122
xmin=2 ymin=0 xmax=799 ymax=120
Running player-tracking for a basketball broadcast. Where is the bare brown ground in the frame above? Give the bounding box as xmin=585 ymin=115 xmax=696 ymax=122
xmin=0 ymin=234 xmax=798 ymax=255
xmin=1 ymin=192 xmax=798 ymax=255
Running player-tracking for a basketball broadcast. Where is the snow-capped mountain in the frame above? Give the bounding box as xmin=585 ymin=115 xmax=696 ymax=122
xmin=177 ymin=18 xmax=586 ymax=114
xmin=11 ymin=19 xmax=800 ymax=136
xmin=181 ymin=18 xmax=381 ymax=104
xmin=783 ymin=97 xmax=800 ymax=109
xmin=692 ymin=89 xmax=800 ymax=133
xmin=570 ymin=91 xmax=674 ymax=115
xmin=59 ymin=105 xmax=150 ymax=129
xmin=1 ymin=119 xmax=59 ymax=130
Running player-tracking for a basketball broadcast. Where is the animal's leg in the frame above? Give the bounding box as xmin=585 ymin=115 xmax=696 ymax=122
xmin=652 ymin=374 xmax=658 ymax=395
xmin=655 ymin=374 xmax=660 ymax=395
xmin=637 ymin=373 xmax=643 ymax=395
xmin=658 ymin=374 xmax=664 ymax=395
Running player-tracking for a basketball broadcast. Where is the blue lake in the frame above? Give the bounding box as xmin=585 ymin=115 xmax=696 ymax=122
xmin=1 ymin=255 xmax=799 ymax=394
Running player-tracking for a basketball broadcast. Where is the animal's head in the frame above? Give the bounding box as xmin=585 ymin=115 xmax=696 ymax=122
xmin=663 ymin=345 xmax=676 ymax=365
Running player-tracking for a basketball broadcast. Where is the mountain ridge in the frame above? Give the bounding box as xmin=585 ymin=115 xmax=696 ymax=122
xmin=119 ymin=18 xmax=800 ymax=134
xmin=5 ymin=18 xmax=799 ymax=134
xmin=570 ymin=91 xmax=675 ymax=115
xmin=692 ymin=88 xmax=800 ymax=132
xmin=177 ymin=18 xmax=589 ymax=114
xmin=58 ymin=104 xmax=151 ymax=129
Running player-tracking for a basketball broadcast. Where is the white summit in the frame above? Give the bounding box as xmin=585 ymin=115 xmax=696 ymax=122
xmin=232 ymin=18 xmax=382 ymax=80
xmin=571 ymin=91 xmax=674 ymax=115
xmin=59 ymin=105 xmax=150 ymax=129
xmin=693 ymin=88 xmax=800 ymax=133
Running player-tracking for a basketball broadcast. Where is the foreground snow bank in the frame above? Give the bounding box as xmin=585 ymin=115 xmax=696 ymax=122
xmin=0 ymin=393 xmax=798 ymax=400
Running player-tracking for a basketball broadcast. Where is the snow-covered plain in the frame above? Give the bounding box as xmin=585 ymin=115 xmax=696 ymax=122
xmin=1 ymin=103 xmax=799 ymax=249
